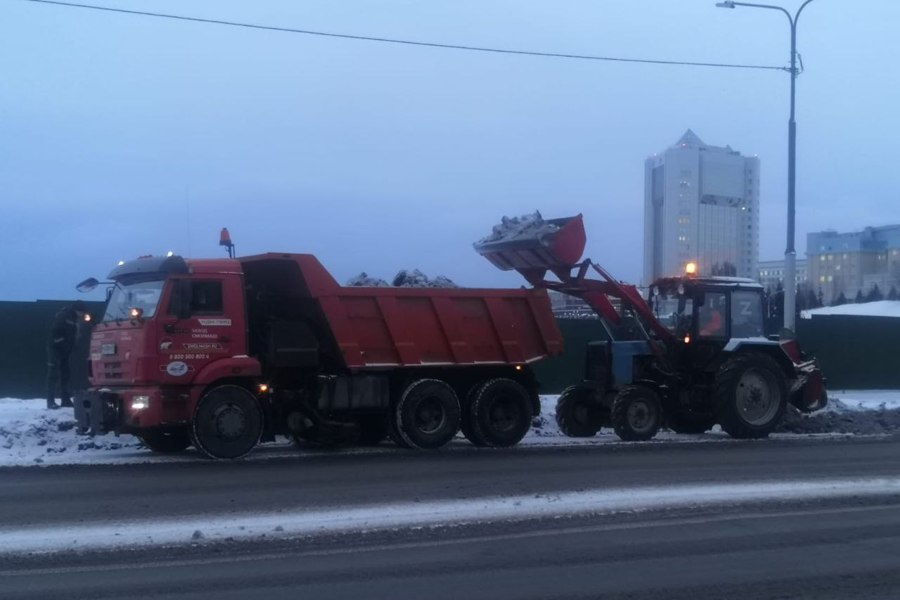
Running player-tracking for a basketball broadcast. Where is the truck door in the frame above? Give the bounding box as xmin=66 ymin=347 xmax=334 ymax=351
xmin=158 ymin=276 xmax=246 ymax=383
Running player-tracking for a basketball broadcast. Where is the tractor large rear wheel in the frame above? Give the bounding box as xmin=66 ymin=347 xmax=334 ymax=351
xmin=611 ymin=385 xmax=662 ymax=442
xmin=715 ymin=353 xmax=788 ymax=439
xmin=555 ymin=385 xmax=602 ymax=438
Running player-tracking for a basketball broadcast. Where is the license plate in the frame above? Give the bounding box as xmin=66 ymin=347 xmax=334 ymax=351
xmin=101 ymin=343 xmax=117 ymax=356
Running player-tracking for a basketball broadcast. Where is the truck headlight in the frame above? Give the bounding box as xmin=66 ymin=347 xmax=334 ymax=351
xmin=131 ymin=395 xmax=151 ymax=410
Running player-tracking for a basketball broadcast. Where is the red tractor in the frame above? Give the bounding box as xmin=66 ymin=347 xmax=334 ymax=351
xmin=475 ymin=213 xmax=826 ymax=441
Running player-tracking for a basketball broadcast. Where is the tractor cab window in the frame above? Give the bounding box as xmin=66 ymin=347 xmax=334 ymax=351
xmin=697 ymin=292 xmax=727 ymax=338
xmin=168 ymin=280 xmax=224 ymax=316
xmin=654 ymin=295 xmax=692 ymax=336
xmin=731 ymin=290 xmax=765 ymax=338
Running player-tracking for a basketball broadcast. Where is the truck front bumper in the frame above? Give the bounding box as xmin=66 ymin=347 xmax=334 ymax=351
xmin=74 ymin=389 xmax=122 ymax=435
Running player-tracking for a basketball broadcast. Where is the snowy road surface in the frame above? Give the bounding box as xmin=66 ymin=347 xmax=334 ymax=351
xmin=2 ymin=435 xmax=900 ymax=599
xmin=2 ymin=392 xmax=900 ymax=598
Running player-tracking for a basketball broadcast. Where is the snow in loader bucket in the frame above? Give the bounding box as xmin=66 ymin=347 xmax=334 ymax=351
xmin=473 ymin=212 xmax=586 ymax=272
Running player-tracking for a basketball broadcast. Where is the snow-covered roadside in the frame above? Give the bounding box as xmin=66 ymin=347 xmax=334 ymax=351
xmin=1 ymin=391 xmax=899 ymax=467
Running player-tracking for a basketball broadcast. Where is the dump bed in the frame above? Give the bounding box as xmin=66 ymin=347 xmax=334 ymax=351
xmin=240 ymin=254 xmax=563 ymax=370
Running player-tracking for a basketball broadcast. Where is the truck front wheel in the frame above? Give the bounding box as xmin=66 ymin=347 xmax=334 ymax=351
xmin=394 ymin=379 xmax=461 ymax=450
xmin=191 ymin=385 xmax=263 ymax=459
xmin=469 ymin=378 xmax=533 ymax=447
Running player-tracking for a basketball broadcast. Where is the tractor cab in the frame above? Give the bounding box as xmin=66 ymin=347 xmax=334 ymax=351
xmin=649 ymin=275 xmax=768 ymax=346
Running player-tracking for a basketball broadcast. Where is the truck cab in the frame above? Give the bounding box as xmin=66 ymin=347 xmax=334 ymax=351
xmin=78 ymin=255 xmax=259 ymax=453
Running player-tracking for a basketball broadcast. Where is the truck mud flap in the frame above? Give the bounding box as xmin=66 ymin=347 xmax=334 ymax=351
xmin=74 ymin=390 xmax=121 ymax=435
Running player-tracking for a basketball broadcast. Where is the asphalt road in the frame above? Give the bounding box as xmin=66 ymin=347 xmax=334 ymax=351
xmin=2 ymin=436 xmax=900 ymax=599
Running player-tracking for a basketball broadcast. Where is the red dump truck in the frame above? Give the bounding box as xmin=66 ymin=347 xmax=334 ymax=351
xmin=74 ymin=252 xmax=563 ymax=458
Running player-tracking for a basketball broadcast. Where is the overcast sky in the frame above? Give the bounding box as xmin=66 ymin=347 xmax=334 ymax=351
xmin=2 ymin=0 xmax=897 ymax=302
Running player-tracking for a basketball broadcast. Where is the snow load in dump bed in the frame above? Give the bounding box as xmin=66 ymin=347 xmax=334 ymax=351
xmin=473 ymin=212 xmax=586 ymax=273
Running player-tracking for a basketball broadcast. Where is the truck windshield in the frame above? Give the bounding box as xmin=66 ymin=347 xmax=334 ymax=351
xmin=103 ymin=279 xmax=166 ymax=322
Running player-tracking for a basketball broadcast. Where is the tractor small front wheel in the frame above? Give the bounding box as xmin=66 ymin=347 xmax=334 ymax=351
xmin=611 ymin=386 xmax=662 ymax=442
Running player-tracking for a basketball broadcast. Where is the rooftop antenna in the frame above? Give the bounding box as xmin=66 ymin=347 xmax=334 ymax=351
xmin=219 ymin=228 xmax=235 ymax=258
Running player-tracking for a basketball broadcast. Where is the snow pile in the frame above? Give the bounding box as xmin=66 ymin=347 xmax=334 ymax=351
xmin=392 ymin=269 xmax=457 ymax=288
xmin=476 ymin=211 xmax=560 ymax=245
xmin=777 ymin=390 xmax=900 ymax=435
xmin=346 ymin=272 xmax=389 ymax=287
xmin=0 ymin=399 xmax=143 ymax=465
xmin=346 ymin=270 xmax=458 ymax=288
xmin=801 ymin=300 xmax=900 ymax=319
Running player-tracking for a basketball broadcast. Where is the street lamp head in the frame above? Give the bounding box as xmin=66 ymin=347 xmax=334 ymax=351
xmin=716 ymin=1 xmax=736 ymax=7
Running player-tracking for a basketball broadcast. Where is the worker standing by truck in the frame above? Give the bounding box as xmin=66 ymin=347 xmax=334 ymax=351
xmin=46 ymin=300 xmax=87 ymax=410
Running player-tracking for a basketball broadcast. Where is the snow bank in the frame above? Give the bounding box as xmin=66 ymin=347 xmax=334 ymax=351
xmin=801 ymin=300 xmax=900 ymax=319
xmin=0 ymin=398 xmax=143 ymax=466
xmin=2 ymin=391 xmax=899 ymax=467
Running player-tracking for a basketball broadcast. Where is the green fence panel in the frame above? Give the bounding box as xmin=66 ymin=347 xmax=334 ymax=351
xmin=0 ymin=304 xmax=896 ymax=398
xmin=0 ymin=300 xmax=104 ymax=399
xmin=532 ymin=319 xmax=607 ymax=394
xmin=797 ymin=315 xmax=900 ymax=390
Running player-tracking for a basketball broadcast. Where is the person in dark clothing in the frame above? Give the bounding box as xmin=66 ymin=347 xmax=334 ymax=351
xmin=46 ymin=300 xmax=88 ymax=410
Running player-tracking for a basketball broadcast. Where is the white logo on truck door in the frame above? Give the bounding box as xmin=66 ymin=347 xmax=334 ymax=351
xmin=166 ymin=361 xmax=189 ymax=376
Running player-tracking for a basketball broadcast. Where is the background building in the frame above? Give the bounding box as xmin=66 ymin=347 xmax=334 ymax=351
xmin=758 ymin=258 xmax=808 ymax=293
xmin=808 ymin=226 xmax=900 ymax=304
xmin=643 ymin=130 xmax=759 ymax=284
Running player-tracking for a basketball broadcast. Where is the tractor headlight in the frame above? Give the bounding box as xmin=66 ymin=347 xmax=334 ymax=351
xmin=131 ymin=395 xmax=151 ymax=410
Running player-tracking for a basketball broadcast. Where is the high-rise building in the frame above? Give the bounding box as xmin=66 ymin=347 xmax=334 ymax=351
xmin=808 ymin=225 xmax=900 ymax=303
xmin=758 ymin=258 xmax=808 ymax=293
xmin=643 ymin=130 xmax=759 ymax=284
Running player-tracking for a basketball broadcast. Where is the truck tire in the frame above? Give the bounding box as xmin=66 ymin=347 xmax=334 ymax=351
xmin=556 ymin=385 xmax=601 ymax=438
xmin=191 ymin=385 xmax=263 ymax=459
xmin=394 ymin=379 xmax=460 ymax=450
xmin=139 ymin=430 xmax=191 ymax=453
xmin=460 ymin=385 xmax=488 ymax=447
xmin=667 ymin=410 xmax=716 ymax=435
xmin=469 ymin=378 xmax=533 ymax=448
xmin=611 ymin=385 xmax=662 ymax=442
xmin=715 ymin=352 xmax=788 ymax=439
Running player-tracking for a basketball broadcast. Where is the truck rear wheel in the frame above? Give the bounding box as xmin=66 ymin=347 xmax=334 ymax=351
xmin=469 ymin=378 xmax=533 ymax=448
xmin=394 ymin=379 xmax=460 ymax=450
xmin=716 ymin=352 xmax=787 ymax=439
xmin=556 ymin=385 xmax=602 ymax=438
xmin=139 ymin=430 xmax=191 ymax=453
xmin=460 ymin=385 xmax=488 ymax=447
xmin=191 ymin=385 xmax=263 ymax=459
xmin=611 ymin=385 xmax=662 ymax=442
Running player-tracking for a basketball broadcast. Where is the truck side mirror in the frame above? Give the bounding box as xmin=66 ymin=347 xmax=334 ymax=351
xmin=76 ymin=277 xmax=99 ymax=293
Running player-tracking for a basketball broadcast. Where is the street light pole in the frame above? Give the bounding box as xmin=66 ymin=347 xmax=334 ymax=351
xmin=716 ymin=0 xmax=816 ymax=332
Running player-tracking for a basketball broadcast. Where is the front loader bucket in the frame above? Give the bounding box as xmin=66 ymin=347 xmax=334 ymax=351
xmin=474 ymin=213 xmax=586 ymax=272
